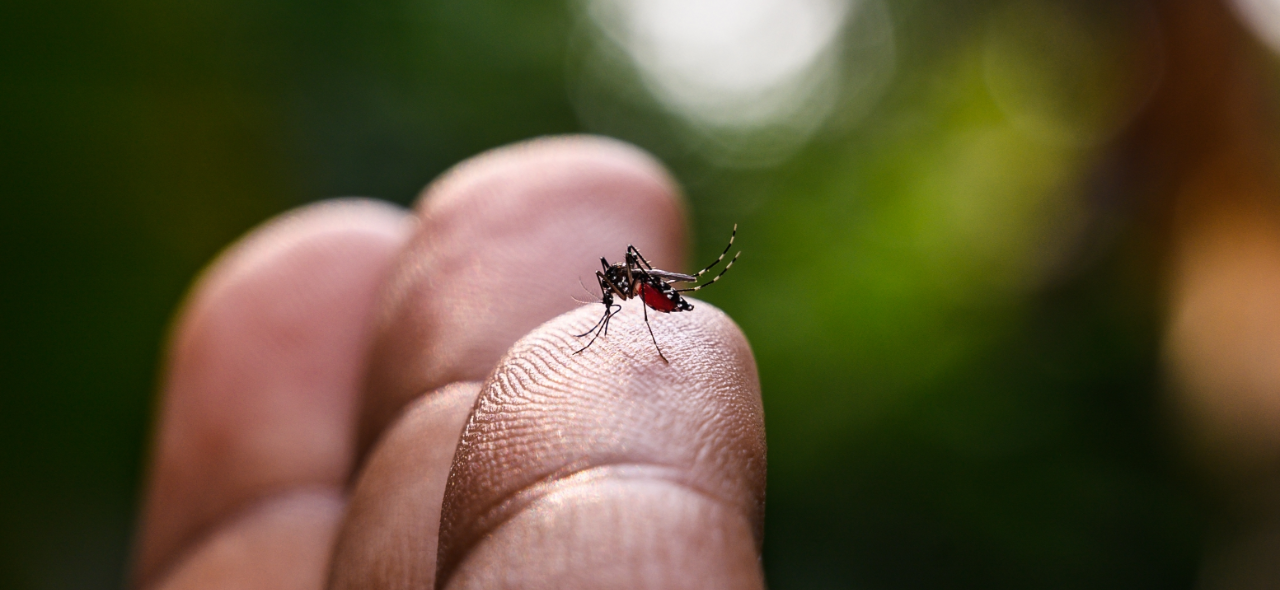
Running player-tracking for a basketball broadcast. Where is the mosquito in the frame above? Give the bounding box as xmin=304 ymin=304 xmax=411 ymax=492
xmin=574 ymin=224 xmax=740 ymax=362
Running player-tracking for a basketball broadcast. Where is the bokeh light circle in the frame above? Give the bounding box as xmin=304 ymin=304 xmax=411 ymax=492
xmin=587 ymin=0 xmax=854 ymax=129
xmin=1232 ymin=0 xmax=1280 ymax=54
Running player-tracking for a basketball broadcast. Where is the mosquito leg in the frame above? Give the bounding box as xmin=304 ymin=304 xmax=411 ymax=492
xmin=573 ymin=327 xmax=603 ymax=355
xmin=677 ymin=250 xmax=740 ymax=293
xmin=642 ymin=301 xmax=669 ymax=363
xmin=691 ymin=224 xmax=737 ymax=278
xmin=627 ymin=246 xmax=655 ymax=270
xmin=600 ymin=304 xmax=620 ymax=337
xmin=574 ymin=304 xmax=622 ymax=355
xmin=575 ymin=273 xmax=614 ymax=338
xmin=625 ymin=252 xmax=661 ymax=292
xmin=623 ymin=256 xmax=637 ymax=293
xmin=574 ymin=305 xmax=613 ymax=338
xmin=574 ymin=308 xmax=613 ymax=353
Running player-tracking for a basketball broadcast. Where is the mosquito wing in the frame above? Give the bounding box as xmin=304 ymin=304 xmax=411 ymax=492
xmin=643 ymin=269 xmax=699 ymax=283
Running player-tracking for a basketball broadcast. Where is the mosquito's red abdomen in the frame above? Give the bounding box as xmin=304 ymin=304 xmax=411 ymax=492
xmin=640 ymin=283 xmax=678 ymax=313
xmin=575 ymin=224 xmax=736 ymax=362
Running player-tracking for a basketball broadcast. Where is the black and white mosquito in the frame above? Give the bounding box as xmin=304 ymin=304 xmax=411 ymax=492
xmin=574 ymin=224 xmax=740 ymax=362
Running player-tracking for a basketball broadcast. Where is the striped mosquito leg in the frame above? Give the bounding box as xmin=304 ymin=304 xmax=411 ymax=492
xmin=692 ymin=224 xmax=737 ymax=278
xmin=677 ymin=250 xmax=740 ymax=293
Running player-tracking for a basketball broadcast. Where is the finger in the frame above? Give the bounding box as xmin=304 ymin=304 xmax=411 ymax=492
xmin=134 ymin=200 xmax=413 ymax=588
xmin=357 ymin=135 xmax=686 ymax=457
xmin=328 ymin=382 xmax=482 ymax=590
xmin=437 ymin=302 xmax=765 ymax=589
xmin=150 ymin=490 xmax=343 ymax=590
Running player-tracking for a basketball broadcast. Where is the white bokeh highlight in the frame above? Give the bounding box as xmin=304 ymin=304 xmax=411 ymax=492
xmin=1232 ymin=0 xmax=1280 ymax=54
xmin=588 ymin=0 xmax=854 ymax=129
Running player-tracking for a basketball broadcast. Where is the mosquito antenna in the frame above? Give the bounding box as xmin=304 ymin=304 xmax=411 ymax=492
xmin=571 ymin=277 xmax=601 ymax=305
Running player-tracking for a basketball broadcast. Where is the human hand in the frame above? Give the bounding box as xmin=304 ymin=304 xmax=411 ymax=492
xmin=131 ymin=136 xmax=766 ymax=590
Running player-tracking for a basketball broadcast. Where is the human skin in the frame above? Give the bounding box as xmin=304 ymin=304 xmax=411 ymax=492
xmin=131 ymin=136 xmax=766 ymax=590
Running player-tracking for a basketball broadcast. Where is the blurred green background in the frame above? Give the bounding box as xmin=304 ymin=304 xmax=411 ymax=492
xmin=5 ymin=0 xmax=1257 ymax=587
